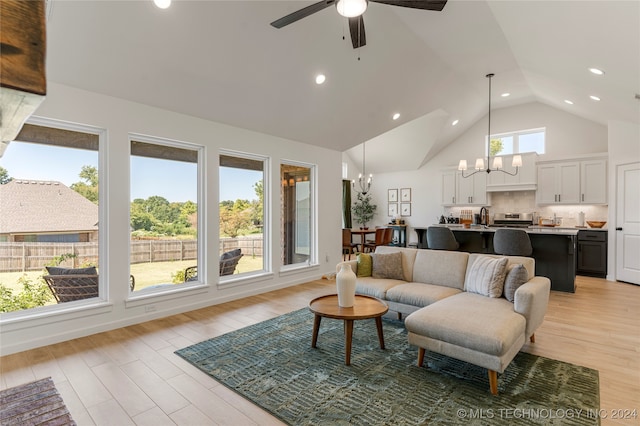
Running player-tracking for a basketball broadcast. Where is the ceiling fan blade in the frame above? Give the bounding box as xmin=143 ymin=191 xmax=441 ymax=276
xmin=348 ymin=16 xmax=366 ymax=49
xmin=370 ymin=0 xmax=447 ymax=12
xmin=270 ymin=0 xmax=336 ymax=28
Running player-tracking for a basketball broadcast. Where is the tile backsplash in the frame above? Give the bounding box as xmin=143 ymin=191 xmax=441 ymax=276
xmin=445 ymin=191 xmax=608 ymax=228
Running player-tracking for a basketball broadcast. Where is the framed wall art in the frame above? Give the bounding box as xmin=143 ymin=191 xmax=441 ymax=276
xmin=388 ymin=189 xmax=398 ymax=202
xmin=401 ymin=188 xmax=411 ymax=202
xmin=388 ymin=203 xmax=398 ymax=217
xmin=400 ymin=203 xmax=411 ymax=217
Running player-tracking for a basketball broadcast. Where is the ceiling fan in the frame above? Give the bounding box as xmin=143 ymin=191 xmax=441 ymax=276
xmin=270 ymin=0 xmax=447 ymax=49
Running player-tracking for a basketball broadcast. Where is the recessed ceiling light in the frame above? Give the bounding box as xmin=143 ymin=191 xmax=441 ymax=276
xmin=590 ymin=95 xmax=601 ymax=101
xmin=451 ymin=119 xmax=459 ymax=126
xmin=392 ymin=113 xmax=400 ymax=120
xmin=501 ymin=93 xmax=510 ymax=97
xmin=589 ymin=68 xmax=605 ymax=76
xmin=564 ymin=100 xmax=574 ymax=105
xmin=153 ymin=0 xmax=171 ymax=9
xmin=315 ymin=74 xmax=326 ymax=85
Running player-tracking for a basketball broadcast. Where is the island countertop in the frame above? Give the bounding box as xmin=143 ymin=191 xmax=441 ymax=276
xmin=415 ymin=225 xmax=579 ymax=236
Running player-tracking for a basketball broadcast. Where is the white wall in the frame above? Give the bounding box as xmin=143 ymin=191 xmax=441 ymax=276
xmin=606 ymin=120 xmax=640 ymax=281
xmin=359 ymin=102 xmax=608 ymax=245
xmin=0 ymin=82 xmax=342 ymax=355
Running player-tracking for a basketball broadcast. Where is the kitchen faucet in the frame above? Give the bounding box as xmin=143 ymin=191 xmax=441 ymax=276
xmin=480 ymin=207 xmax=489 ymax=226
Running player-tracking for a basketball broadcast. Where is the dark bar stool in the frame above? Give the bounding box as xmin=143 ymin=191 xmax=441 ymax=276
xmin=426 ymin=226 xmax=460 ymax=251
xmin=493 ymin=229 xmax=533 ymax=256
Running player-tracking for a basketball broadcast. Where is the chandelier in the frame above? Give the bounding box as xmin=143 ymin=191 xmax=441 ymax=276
xmin=458 ymin=73 xmax=522 ymax=178
xmin=352 ymin=142 xmax=372 ymax=195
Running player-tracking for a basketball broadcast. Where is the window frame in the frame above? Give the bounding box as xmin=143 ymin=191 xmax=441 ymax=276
xmin=0 ymin=115 xmax=108 ymax=320
xmin=280 ymin=160 xmax=317 ymax=272
xmin=218 ymin=149 xmax=270 ymax=284
xmin=127 ymin=133 xmax=204 ymax=294
xmin=487 ymin=127 xmax=546 ymax=156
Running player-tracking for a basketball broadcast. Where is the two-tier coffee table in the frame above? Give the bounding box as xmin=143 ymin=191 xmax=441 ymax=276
xmin=308 ymin=294 xmax=389 ymax=366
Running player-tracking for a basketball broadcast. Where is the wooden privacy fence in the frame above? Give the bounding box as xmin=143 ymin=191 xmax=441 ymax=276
xmin=0 ymin=236 xmax=263 ymax=272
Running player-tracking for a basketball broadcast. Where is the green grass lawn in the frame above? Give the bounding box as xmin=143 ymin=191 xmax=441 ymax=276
xmin=0 ymin=256 xmax=265 ymax=293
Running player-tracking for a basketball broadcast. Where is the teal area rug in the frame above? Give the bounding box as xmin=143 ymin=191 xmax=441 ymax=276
xmin=176 ymin=308 xmax=600 ymax=425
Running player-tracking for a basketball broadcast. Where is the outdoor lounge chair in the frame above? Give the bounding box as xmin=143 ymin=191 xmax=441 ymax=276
xmin=183 ymin=248 xmax=244 ymax=282
xmin=43 ymin=273 xmax=99 ymax=303
xmin=44 ymin=266 xmax=135 ymax=303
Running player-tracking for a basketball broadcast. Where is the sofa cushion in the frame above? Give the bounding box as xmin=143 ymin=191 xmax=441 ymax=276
xmin=355 ymin=276 xmax=404 ymax=300
xmin=386 ymin=282 xmax=461 ymax=307
xmin=46 ymin=266 xmax=97 ymax=275
xmin=356 ymin=253 xmax=372 ymax=277
xmin=503 ymin=264 xmax=529 ymax=302
xmin=465 ymin=255 xmax=508 ymax=297
xmin=468 ymin=253 xmax=535 ymax=281
xmin=405 ymin=292 xmax=526 ymax=356
xmin=412 ymin=250 xmax=469 ymax=290
xmin=375 ymin=246 xmax=418 ymax=282
xmin=371 ymin=252 xmax=404 ymax=280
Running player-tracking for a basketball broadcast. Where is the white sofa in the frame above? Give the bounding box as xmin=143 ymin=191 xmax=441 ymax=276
xmin=340 ymin=246 xmax=551 ymax=394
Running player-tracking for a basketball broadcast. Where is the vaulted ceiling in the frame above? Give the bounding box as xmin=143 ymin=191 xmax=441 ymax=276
xmin=45 ymin=1 xmax=639 ymax=173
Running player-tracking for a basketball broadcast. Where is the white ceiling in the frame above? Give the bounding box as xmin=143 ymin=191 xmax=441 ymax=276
xmin=45 ymin=1 xmax=640 ymax=173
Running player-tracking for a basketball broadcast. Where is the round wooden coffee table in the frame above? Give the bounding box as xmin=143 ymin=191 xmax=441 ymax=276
xmin=308 ymin=294 xmax=389 ymax=366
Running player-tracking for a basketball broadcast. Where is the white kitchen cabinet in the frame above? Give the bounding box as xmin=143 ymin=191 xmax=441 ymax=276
xmin=457 ymin=170 xmax=487 ymax=205
xmin=536 ymin=156 xmax=606 ymax=205
xmin=580 ymin=159 xmax=607 ymax=204
xmin=536 ymin=161 xmax=580 ymax=204
xmin=486 ymin=152 xmax=538 ymax=192
xmin=441 ymin=170 xmax=457 ymax=206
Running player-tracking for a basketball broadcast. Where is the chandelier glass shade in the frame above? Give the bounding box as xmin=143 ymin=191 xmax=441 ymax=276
xmin=352 ymin=142 xmax=372 ymax=195
xmin=459 ymin=73 xmax=521 ymax=178
xmin=336 ymin=0 xmax=368 ymax=18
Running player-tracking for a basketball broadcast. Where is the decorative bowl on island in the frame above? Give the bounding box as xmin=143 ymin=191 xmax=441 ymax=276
xmin=586 ymin=221 xmax=607 ymax=228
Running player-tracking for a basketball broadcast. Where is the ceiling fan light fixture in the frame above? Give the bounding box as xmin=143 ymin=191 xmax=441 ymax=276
xmin=336 ymin=0 xmax=368 ymax=18
xmin=153 ymin=0 xmax=171 ymax=9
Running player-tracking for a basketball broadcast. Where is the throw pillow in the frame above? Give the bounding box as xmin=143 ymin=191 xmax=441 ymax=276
xmin=371 ymin=252 xmax=404 ymax=280
xmin=465 ymin=256 xmax=508 ymax=298
xmin=46 ymin=266 xmax=98 ymax=276
xmin=356 ymin=253 xmax=372 ymax=277
xmin=503 ymin=263 xmax=529 ymax=302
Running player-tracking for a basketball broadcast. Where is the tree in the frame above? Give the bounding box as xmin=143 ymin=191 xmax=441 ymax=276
xmin=70 ymin=165 xmax=98 ymax=203
xmin=490 ymin=138 xmax=504 ymax=156
xmin=250 ymin=180 xmax=264 ymax=226
xmin=351 ymin=192 xmax=377 ymax=228
xmin=0 ymin=166 xmax=12 ymax=184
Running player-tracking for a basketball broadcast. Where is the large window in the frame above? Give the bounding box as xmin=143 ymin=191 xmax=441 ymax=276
xmin=219 ymin=152 xmax=267 ymax=278
xmin=489 ymin=128 xmax=545 ymax=156
xmin=0 ymin=122 xmax=102 ymax=313
xmin=130 ymin=136 xmax=201 ymax=292
xmin=281 ymin=162 xmax=315 ymax=267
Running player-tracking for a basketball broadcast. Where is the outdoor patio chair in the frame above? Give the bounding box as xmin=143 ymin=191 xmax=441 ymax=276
xmin=182 ymin=249 xmax=244 ymax=282
xmin=43 ymin=273 xmax=99 ymax=303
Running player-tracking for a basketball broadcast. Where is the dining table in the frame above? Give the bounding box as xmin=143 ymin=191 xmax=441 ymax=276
xmin=350 ymin=228 xmax=376 ymax=254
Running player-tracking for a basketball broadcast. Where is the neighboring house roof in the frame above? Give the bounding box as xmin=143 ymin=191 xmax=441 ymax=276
xmin=0 ymin=180 xmax=99 ymax=234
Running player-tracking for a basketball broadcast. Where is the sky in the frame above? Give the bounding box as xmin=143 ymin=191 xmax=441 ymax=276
xmin=1 ymin=141 xmax=261 ymax=202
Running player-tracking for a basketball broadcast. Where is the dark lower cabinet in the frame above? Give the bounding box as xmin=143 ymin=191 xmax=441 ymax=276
xmin=577 ymin=230 xmax=607 ymax=278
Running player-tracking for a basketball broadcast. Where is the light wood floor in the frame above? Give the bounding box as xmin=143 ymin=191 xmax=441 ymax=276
xmin=1 ymin=276 xmax=638 ymax=426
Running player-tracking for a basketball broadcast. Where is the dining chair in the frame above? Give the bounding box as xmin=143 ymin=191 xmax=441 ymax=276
xmin=342 ymin=228 xmax=359 ymax=260
xmin=364 ymin=228 xmax=388 ymax=253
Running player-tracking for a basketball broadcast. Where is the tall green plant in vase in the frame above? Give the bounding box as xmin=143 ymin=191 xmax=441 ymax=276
xmin=352 ymin=192 xmax=377 ymax=229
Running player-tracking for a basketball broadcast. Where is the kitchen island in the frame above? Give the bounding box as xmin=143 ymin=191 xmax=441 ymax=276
xmin=413 ymin=226 xmax=578 ymax=292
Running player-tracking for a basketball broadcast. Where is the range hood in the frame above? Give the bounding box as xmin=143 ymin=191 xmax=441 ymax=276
xmin=0 ymin=0 xmax=46 ymax=157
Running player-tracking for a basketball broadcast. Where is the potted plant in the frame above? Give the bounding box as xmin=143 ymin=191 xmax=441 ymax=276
xmin=352 ymin=192 xmax=377 ymax=229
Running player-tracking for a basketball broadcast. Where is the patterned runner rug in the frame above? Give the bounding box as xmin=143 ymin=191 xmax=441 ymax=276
xmin=176 ymin=308 xmax=600 ymax=425
xmin=0 ymin=377 xmax=76 ymax=426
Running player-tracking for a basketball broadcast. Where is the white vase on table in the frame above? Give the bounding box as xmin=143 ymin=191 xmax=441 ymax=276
xmin=336 ymin=262 xmax=356 ymax=307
